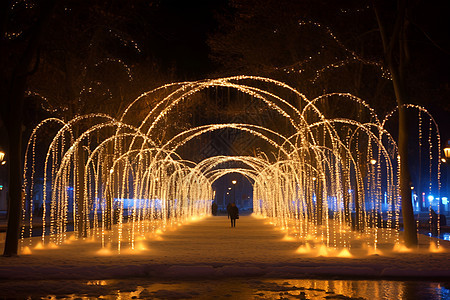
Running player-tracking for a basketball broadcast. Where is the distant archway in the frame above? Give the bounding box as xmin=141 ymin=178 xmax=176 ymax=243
xmin=21 ymin=76 xmax=442 ymax=254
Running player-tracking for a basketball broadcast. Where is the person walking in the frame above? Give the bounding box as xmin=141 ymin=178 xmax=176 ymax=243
xmin=229 ymin=203 xmax=239 ymax=227
xmin=226 ymin=202 xmax=232 ymax=219
xmin=211 ymin=201 xmax=218 ymax=216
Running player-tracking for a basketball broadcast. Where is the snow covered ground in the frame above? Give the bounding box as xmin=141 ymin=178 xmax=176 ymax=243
xmin=1 ymin=214 xmax=449 ymax=282
xmin=0 ymin=215 xmax=449 ymax=298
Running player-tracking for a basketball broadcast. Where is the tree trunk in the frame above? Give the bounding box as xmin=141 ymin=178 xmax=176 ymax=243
xmin=373 ymin=0 xmax=417 ymax=247
xmin=316 ymin=178 xmax=323 ymax=225
xmin=1 ymin=0 xmax=56 ymax=256
xmin=391 ymin=67 xmax=418 ymax=247
xmin=76 ymin=145 xmax=87 ymax=238
xmin=354 ymin=184 xmax=362 ymax=231
xmin=2 ymin=79 xmax=25 ymax=256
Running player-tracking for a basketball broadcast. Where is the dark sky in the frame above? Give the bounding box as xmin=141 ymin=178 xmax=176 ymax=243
xmin=11 ymin=0 xmax=450 ymax=149
xmin=123 ymin=0 xmax=449 ymax=145
xmin=148 ymin=0 xmax=228 ymax=78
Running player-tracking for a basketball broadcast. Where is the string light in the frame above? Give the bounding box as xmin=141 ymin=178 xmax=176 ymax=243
xmin=272 ymin=20 xmax=392 ymax=81
xmin=20 ymin=76 xmax=442 ymax=255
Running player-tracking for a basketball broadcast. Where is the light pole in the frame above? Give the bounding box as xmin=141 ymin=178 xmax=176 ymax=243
xmin=444 ymin=139 xmax=450 ymax=160
xmin=232 ymin=180 xmax=237 ymax=206
xmin=0 ymin=150 xmax=5 ymax=213
xmin=443 ymin=140 xmax=450 ymax=214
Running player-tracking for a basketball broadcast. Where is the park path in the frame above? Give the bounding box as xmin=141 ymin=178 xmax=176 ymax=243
xmin=1 ymin=214 xmax=450 ymax=280
xmin=148 ymin=215 xmax=299 ymax=264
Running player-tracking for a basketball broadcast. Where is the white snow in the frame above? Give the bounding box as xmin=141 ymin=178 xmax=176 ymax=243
xmin=0 ymin=214 xmax=449 ymax=281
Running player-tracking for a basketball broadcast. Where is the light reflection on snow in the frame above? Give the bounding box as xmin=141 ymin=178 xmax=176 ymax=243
xmin=96 ymin=247 xmax=112 ymax=256
xmin=282 ymin=234 xmax=295 ymax=241
xmin=429 ymin=242 xmax=446 ymax=253
xmin=21 ymin=246 xmax=32 ymax=255
xmin=20 ymin=278 xmax=448 ymax=300
xmin=337 ymin=248 xmax=353 ymax=258
xmin=393 ymin=243 xmax=413 ymax=253
xmin=86 ymin=280 xmax=107 ymax=286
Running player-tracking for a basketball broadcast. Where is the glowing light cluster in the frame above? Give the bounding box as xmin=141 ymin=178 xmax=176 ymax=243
xmin=20 ymin=76 xmax=442 ymax=254
xmin=274 ymin=20 xmax=391 ymax=81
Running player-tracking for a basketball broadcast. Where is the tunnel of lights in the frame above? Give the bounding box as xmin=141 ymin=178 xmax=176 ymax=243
xmin=21 ymin=76 xmax=443 ymax=255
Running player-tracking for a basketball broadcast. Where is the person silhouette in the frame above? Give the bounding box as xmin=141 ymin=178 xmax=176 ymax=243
xmin=226 ymin=202 xmax=232 ymax=219
xmin=229 ymin=203 xmax=239 ymax=227
xmin=211 ymin=201 xmax=218 ymax=216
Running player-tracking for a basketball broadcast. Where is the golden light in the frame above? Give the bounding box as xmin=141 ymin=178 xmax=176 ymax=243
xmin=87 ymin=280 xmax=107 ymax=286
xmin=393 ymin=243 xmax=413 ymax=253
xmin=444 ymin=139 xmax=450 ymax=159
xmin=316 ymin=244 xmax=328 ymax=256
xmin=96 ymin=247 xmax=112 ymax=256
xmin=21 ymin=246 xmax=32 ymax=255
xmin=296 ymin=243 xmax=311 ymax=254
xmin=429 ymin=242 xmax=445 ymax=253
xmin=34 ymin=242 xmax=44 ymax=249
xmin=18 ymin=76 xmax=443 ymax=256
xmin=337 ymin=248 xmax=353 ymax=258
xmin=0 ymin=151 xmax=4 ymax=162
xmin=282 ymin=234 xmax=295 ymax=241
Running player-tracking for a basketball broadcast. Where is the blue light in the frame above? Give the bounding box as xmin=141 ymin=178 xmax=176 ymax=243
xmin=443 ymin=233 xmax=450 ymax=241
xmin=428 ymin=195 xmax=434 ymax=201
xmin=442 ymin=197 xmax=448 ymax=205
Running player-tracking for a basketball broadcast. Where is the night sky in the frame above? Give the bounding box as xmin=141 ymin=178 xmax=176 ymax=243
xmin=4 ymin=0 xmax=448 ymax=128
xmin=138 ymin=0 xmax=229 ymax=78
xmin=1 ymin=0 xmax=450 ymax=180
xmin=132 ymin=0 xmax=450 ymax=136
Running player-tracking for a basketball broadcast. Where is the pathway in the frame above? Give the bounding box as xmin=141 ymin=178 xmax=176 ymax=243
xmin=149 ymin=215 xmax=298 ymax=265
xmin=0 ymin=215 xmax=449 ymax=280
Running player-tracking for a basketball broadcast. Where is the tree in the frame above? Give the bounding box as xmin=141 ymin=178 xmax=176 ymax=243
xmin=373 ymin=0 xmax=449 ymax=246
xmin=373 ymin=0 xmax=417 ymax=246
xmin=208 ymin=0 xmax=450 ymax=247
xmin=24 ymin=0 xmax=177 ymax=237
xmin=28 ymin=1 xmax=153 ymax=120
xmin=1 ymin=0 xmax=175 ymax=253
xmin=0 ymin=0 xmax=57 ymax=256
